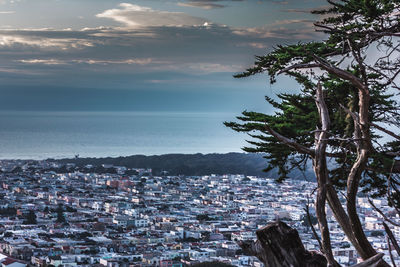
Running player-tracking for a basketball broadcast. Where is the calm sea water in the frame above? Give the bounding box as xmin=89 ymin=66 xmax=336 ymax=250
xmin=0 ymin=111 xmax=247 ymax=159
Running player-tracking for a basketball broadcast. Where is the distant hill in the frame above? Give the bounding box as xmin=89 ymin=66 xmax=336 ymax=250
xmin=52 ymin=153 xmax=314 ymax=180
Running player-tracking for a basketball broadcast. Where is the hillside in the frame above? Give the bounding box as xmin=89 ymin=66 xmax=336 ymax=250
xmin=52 ymin=153 xmax=314 ymax=179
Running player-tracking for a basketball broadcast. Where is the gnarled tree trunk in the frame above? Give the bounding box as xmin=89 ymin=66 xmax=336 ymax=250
xmin=239 ymin=221 xmax=384 ymax=267
xmin=239 ymin=221 xmax=328 ymax=267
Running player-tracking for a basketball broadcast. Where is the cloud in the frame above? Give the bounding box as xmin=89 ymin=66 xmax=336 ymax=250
xmin=18 ymin=58 xmax=163 ymax=66
xmin=18 ymin=59 xmax=67 ymax=65
xmin=233 ymin=19 xmax=320 ymax=39
xmin=74 ymin=58 xmax=158 ymax=65
xmin=0 ymin=0 xmax=20 ymax=4
xmin=0 ymin=29 xmax=97 ymax=50
xmin=176 ymin=0 xmax=292 ymax=10
xmin=237 ymin=42 xmax=268 ymax=49
xmin=177 ymin=2 xmax=226 ymax=9
xmin=0 ymin=21 xmax=319 ymax=81
xmin=154 ymin=62 xmax=244 ymax=74
xmin=96 ymin=3 xmax=207 ymax=27
xmin=185 ymin=62 xmax=243 ymax=73
xmin=0 ymin=1 xmax=323 ymax=89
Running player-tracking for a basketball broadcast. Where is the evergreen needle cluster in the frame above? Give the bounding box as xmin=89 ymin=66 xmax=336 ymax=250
xmin=226 ymin=0 xmax=400 ymax=265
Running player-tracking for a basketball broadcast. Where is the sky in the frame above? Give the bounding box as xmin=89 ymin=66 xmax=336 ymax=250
xmin=0 ymin=0 xmax=326 ymax=113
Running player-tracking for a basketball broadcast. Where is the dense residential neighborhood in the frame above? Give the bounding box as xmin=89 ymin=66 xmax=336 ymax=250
xmin=0 ymin=159 xmax=397 ymax=267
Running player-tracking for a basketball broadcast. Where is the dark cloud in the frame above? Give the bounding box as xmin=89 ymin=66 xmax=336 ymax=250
xmin=0 ymin=21 xmax=320 ymax=83
xmin=177 ymin=2 xmax=226 ymax=9
xmin=282 ymin=5 xmax=331 ymax=13
xmin=0 ymin=1 xmax=323 ymax=102
xmin=0 ymin=0 xmax=327 ymax=115
xmin=177 ymin=0 xmax=291 ymax=9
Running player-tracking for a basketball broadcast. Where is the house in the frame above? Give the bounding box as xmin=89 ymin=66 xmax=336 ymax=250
xmin=1 ymin=258 xmax=27 ymax=267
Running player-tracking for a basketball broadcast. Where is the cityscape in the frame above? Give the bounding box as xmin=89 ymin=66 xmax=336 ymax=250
xmin=0 ymin=159 xmax=397 ymax=267
xmin=0 ymin=0 xmax=399 ymax=266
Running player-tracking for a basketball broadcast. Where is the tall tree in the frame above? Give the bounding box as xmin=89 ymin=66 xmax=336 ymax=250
xmin=226 ymin=0 xmax=400 ymax=265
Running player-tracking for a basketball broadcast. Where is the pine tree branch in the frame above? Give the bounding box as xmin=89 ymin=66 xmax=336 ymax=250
xmin=277 ymin=63 xmax=320 ymax=75
xmin=263 ymin=124 xmax=315 ymax=156
xmin=278 ymin=56 xmax=368 ymax=94
xmin=370 ymin=122 xmax=400 ymax=141
xmin=312 ymin=55 xmax=368 ymax=92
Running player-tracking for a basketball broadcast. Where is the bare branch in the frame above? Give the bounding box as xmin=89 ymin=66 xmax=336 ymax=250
xmin=313 ymin=82 xmax=340 ymax=267
xmin=368 ymin=198 xmax=400 ymax=227
xmin=382 ymin=67 xmax=400 ymax=89
xmin=370 ymin=32 xmax=400 ymax=38
xmin=312 ymin=55 xmax=368 ymax=92
xmin=304 ymin=196 xmax=323 ymax=250
xmin=387 ymin=235 xmax=397 ymax=267
xmin=387 ymin=164 xmax=400 ymax=216
xmin=264 ymin=124 xmax=315 ymax=156
xmin=350 ymin=253 xmax=384 ymax=267
xmin=346 ymin=39 xmax=368 ymax=85
xmin=383 ymin=222 xmax=400 ymax=257
xmin=370 ymin=122 xmax=400 ymax=141
xmin=336 ymin=63 xmax=378 ymax=260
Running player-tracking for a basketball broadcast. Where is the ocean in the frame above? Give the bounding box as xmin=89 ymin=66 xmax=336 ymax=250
xmin=0 ymin=111 xmax=247 ymax=159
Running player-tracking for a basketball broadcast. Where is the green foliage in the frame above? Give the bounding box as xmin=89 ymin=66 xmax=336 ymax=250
xmin=53 ymin=153 xmax=274 ymax=177
xmin=340 ymin=243 xmax=351 ymax=248
xmin=179 ymin=237 xmax=200 ymax=242
xmin=23 ymin=210 xmax=37 ymax=225
xmin=0 ymin=207 xmax=17 ymax=216
xmin=196 ymin=214 xmax=212 ymax=221
xmin=124 ymin=169 xmax=139 ymax=176
xmin=225 ymin=0 xmax=400 ymax=195
xmin=11 ymin=166 xmax=23 ymax=173
xmin=226 ymin=92 xmax=318 ymax=181
xmin=4 ymin=232 xmax=12 ymax=238
xmin=65 ymin=206 xmax=77 ymax=212
xmin=56 ymin=204 xmax=66 ymax=223
xmin=370 ymin=230 xmax=384 ymax=237
xmin=242 ymin=177 xmax=251 ymax=182
xmin=301 ymin=214 xmax=318 ymax=227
